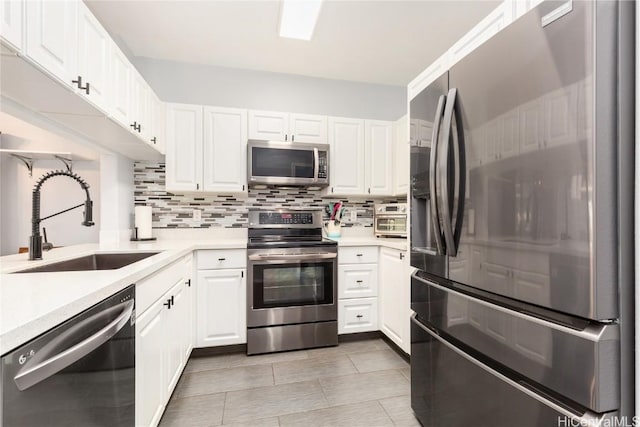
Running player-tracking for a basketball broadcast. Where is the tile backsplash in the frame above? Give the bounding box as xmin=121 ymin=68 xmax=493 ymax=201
xmin=134 ymin=162 xmax=405 ymax=228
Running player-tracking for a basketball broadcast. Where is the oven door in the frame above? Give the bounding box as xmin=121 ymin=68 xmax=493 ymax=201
xmin=247 ymin=248 xmax=337 ymax=327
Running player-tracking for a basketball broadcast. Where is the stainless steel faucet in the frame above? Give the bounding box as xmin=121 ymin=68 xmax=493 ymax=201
xmin=29 ymin=170 xmax=95 ymax=260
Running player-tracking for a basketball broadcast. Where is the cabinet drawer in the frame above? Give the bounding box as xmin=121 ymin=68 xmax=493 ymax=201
xmin=137 ymin=257 xmax=187 ymax=313
xmin=338 ymin=247 xmax=378 ymax=264
xmin=197 ymin=249 xmax=246 ymax=269
xmin=338 ymin=298 xmax=378 ymax=334
xmin=338 ymin=264 xmax=378 ymax=299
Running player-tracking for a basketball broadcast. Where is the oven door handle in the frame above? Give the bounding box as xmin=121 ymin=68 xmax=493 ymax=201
xmin=13 ymin=300 xmax=134 ymax=391
xmin=249 ymin=253 xmax=337 ymax=261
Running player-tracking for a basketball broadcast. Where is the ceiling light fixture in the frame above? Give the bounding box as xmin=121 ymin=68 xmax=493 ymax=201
xmin=279 ymin=0 xmax=323 ymax=41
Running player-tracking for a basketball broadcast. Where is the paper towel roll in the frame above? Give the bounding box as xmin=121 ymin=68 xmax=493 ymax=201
xmin=135 ymin=206 xmax=153 ymax=239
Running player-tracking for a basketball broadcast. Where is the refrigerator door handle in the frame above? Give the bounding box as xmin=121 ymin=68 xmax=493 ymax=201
xmin=439 ymin=88 xmax=466 ymax=256
xmin=429 ymin=94 xmax=446 ymax=255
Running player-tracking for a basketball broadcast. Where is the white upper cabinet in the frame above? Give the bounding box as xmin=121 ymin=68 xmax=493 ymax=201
xmin=165 ymin=103 xmax=203 ymax=192
xmin=1 ymin=0 xmax=23 ymax=51
xmin=203 ymin=106 xmax=247 ymax=193
xmin=109 ymin=43 xmax=132 ymax=127
xmin=289 ymin=113 xmax=327 ymax=143
xmin=248 ymin=110 xmax=327 ymax=143
xmin=365 ymin=120 xmax=393 ymax=196
xmin=248 ymin=110 xmax=288 ymax=141
xmin=131 ymin=71 xmax=151 ymax=139
xmin=328 ymin=117 xmax=365 ymax=195
xmin=394 ymin=115 xmax=409 ymax=196
xmin=148 ymin=92 xmax=165 ymax=153
xmin=77 ymin=1 xmax=109 ymax=111
xmin=25 ymin=0 xmax=77 ymax=86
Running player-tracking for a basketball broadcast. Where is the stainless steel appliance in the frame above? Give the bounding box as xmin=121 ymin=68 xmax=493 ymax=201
xmin=247 ymin=140 xmax=329 ymax=187
xmin=1 ymin=285 xmax=135 ymax=426
xmin=247 ymin=209 xmax=338 ymax=355
xmin=409 ymin=1 xmax=634 ymax=425
xmin=374 ymin=203 xmax=408 ymax=238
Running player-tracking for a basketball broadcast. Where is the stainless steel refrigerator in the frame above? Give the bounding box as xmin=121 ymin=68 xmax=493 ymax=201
xmin=409 ymin=1 xmax=634 ymax=426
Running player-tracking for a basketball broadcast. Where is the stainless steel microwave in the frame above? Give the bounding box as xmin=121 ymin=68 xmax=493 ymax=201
xmin=248 ymin=140 xmax=329 ymax=187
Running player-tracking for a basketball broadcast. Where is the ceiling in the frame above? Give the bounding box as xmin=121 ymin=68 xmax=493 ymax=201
xmin=86 ymin=0 xmax=499 ymax=86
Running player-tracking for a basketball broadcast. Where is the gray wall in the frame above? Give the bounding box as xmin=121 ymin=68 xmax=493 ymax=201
xmin=134 ymin=57 xmax=407 ymax=121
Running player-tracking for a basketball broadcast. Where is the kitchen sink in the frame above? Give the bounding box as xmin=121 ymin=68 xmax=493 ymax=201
xmin=13 ymin=252 xmax=161 ymax=273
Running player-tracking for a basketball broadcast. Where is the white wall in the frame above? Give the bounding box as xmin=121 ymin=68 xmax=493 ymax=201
xmin=0 ymin=155 xmax=100 ymax=255
xmin=133 ymin=57 xmax=407 ymax=121
xmin=99 ymin=153 xmax=134 ymax=244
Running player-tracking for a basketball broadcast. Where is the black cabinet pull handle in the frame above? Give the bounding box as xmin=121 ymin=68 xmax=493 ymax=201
xmin=285 ymin=134 xmax=288 ymax=141
xmin=164 ymin=299 xmax=171 ymax=309
xmin=151 ymin=137 xmax=157 ymax=144
xmin=356 ymin=254 xmax=363 ymax=257
xmin=400 ymin=253 xmax=405 ymax=260
xmin=356 ymin=280 xmax=363 ymax=283
xmin=130 ymin=122 xmax=138 ymax=130
xmin=292 ymin=135 xmax=295 ymax=142
xmin=356 ymin=314 xmax=363 ymax=319
xmin=170 ymin=295 xmax=175 ymax=307
xmin=218 ymin=258 xmax=226 ymax=261
xmin=186 ymin=279 xmax=191 ymax=287
xmin=72 ymin=76 xmax=89 ymax=94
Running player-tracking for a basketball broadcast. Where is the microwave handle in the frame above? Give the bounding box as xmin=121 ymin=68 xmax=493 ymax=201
xmin=313 ymin=147 xmax=319 ymax=182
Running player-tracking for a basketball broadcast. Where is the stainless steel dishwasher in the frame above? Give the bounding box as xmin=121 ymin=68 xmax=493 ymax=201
xmin=1 ymin=285 xmax=135 ymax=426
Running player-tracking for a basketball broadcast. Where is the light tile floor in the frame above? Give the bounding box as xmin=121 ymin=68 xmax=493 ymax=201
xmin=159 ymin=338 xmax=420 ymax=427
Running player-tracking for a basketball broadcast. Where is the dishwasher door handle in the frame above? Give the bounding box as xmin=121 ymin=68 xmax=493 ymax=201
xmin=14 ymin=300 xmax=135 ymax=391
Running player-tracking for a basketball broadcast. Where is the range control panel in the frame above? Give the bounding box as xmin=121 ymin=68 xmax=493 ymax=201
xmin=259 ymin=212 xmax=313 ymax=225
xmin=249 ymin=210 xmax=322 ymax=228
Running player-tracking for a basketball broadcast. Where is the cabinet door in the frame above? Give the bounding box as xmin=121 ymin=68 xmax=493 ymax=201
xmin=499 ymin=110 xmax=519 ymax=159
xmin=1 ymin=0 xmax=23 ymax=51
xmin=196 ymin=269 xmax=246 ymax=347
xmin=379 ymin=248 xmax=408 ymax=348
xmin=289 ymin=113 xmax=327 ymax=143
xmin=338 ymin=298 xmax=378 ymax=334
xmin=394 ymin=116 xmax=409 ymax=195
xmin=131 ymin=72 xmax=150 ymax=139
xmin=165 ymin=280 xmax=187 ymax=396
xmin=110 ymin=43 xmax=132 ymax=127
xmin=338 ymin=264 xmax=378 ymax=299
xmin=203 ymin=106 xmax=247 ymax=193
xmin=148 ymin=93 xmax=165 ymax=153
xmin=365 ymin=120 xmax=393 ymax=195
xmin=328 ymin=117 xmax=365 ymax=195
xmin=25 ymin=0 xmax=77 ymax=86
xmin=248 ymin=110 xmax=288 ymax=141
xmin=77 ymin=2 xmax=109 ymax=111
xmin=519 ymin=100 xmax=543 ymax=154
xmin=136 ymin=298 xmax=166 ymax=427
xmin=544 ymin=85 xmax=577 ymax=148
xmin=165 ymin=103 xmax=203 ymax=192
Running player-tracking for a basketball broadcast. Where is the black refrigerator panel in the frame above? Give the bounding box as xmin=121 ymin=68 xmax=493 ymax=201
xmin=409 ymin=72 xmax=448 ymax=277
xmin=410 ymin=315 xmax=617 ymax=427
xmin=446 ymin=0 xmax=622 ymax=321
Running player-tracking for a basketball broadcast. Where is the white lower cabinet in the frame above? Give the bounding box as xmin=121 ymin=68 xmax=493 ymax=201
xmin=136 ymin=257 xmax=192 ymax=427
xmin=379 ymin=247 xmax=410 ymax=353
xmin=338 ymin=246 xmax=378 ymax=334
xmin=135 ymin=296 xmax=166 ymax=427
xmin=338 ymin=298 xmax=378 ymax=334
xmin=196 ymin=250 xmax=247 ymax=347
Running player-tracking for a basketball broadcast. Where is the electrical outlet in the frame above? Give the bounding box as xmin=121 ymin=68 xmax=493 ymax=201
xmin=192 ymin=209 xmax=202 ymax=221
xmin=350 ymin=210 xmax=357 ymax=222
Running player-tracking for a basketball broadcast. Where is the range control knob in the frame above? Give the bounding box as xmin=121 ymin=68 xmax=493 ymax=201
xmin=378 ymin=207 xmax=383 ymax=213
xmin=400 ymin=206 xmax=406 ymax=213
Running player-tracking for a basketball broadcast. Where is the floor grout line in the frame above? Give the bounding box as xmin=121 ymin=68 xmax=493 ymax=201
xmin=375 ymin=399 xmax=397 ymax=426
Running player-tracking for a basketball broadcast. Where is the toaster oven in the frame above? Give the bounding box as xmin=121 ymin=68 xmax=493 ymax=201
xmin=374 ymin=203 xmax=408 ymax=238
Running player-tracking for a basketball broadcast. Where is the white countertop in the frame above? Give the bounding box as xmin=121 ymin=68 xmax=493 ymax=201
xmin=328 ymin=236 xmax=408 ymax=251
xmin=0 ymin=239 xmax=246 ymax=355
